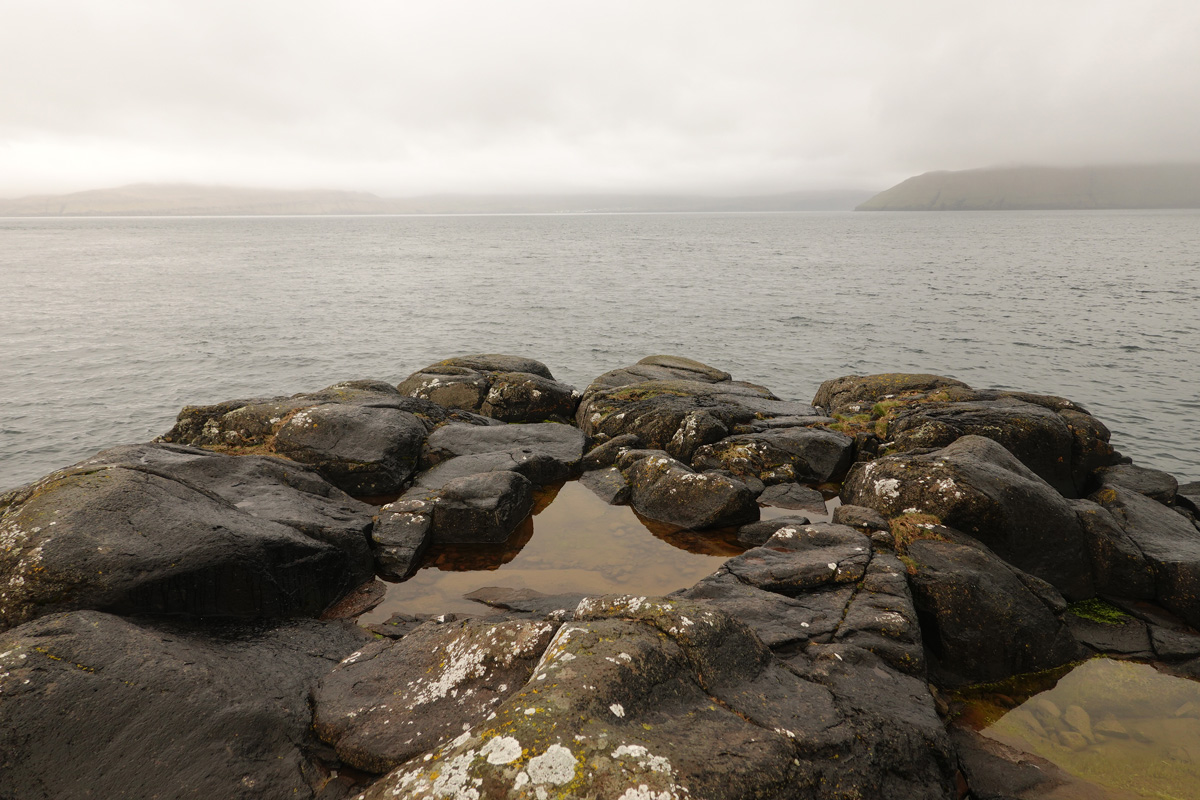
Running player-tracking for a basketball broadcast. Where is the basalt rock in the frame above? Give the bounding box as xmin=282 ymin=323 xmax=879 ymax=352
xmin=0 ymin=447 xmax=371 ymax=630
xmin=1091 ymin=485 xmax=1200 ymax=628
xmin=1071 ymin=498 xmax=1156 ymax=600
xmin=757 ymin=482 xmax=829 ymax=513
xmin=397 ymin=355 xmax=580 ymax=423
xmin=1095 ymin=463 xmax=1179 ymax=505
xmin=358 ymin=595 xmax=955 ymax=800
xmin=691 ymin=427 xmax=854 ymax=485
xmin=576 ymin=357 xmax=821 ymax=461
xmin=313 ymin=617 xmax=561 ymax=773
xmin=158 ymin=380 xmax=444 ymax=496
xmin=624 ymin=452 xmax=759 ymax=530
xmin=904 ymin=533 xmax=1085 ymax=685
xmin=419 ymin=421 xmax=586 ymax=484
xmin=841 ymin=435 xmax=1095 ymax=599
xmin=0 ymin=610 xmax=371 ymax=800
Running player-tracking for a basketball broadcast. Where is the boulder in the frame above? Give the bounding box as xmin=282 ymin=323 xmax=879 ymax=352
xmin=579 ymin=433 xmax=642 ymax=471
xmin=357 ymin=595 xmax=955 ymax=800
xmin=158 ymin=380 xmax=441 ymax=496
xmin=1096 ymin=464 xmax=1179 ymax=505
xmin=680 ymin=572 xmax=849 ymax=650
xmin=831 ymin=504 xmax=890 ymax=533
xmin=1071 ymin=499 xmax=1156 ymax=600
xmin=812 ymin=373 xmax=969 ymax=416
xmin=421 ymin=421 xmax=587 ymax=474
xmin=371 ymin=472 xmax=535 ymax=571
xmin=313 ymin=617 xmax=561 ymax=772
xmin=758 ymin=482 xmax=829 ymax=513
xmin=691 ymin=427 xmax=854 ymax=485
xmin=904 ymin=535 xmax=1085 ymax=685
xmin=578 ymin=466 xmax=630 ymax=505
xmin=624 ymin=452 xmax=759 ymax=530
xmin=1091 ymin=485 xmax=1200 ymax=628
xmin=1179 ymin=481 xmax=1200 ymax=515
xmin=577 ymin=357 xmax=820 ymax=461
xmin=841 ymin=435 xmax=1095 ymax=599
xmin=735 ymin=515 xmax=813 ymax=546
xmin=720 ymin=523 xmax=872 ymax=596
xmin=0 ymin=610 xmax=371 ymax=800
xmin=0 ymin=447 xmax=373 ymax=631
xmin=397 ymin=355 xmax=579 ymax=423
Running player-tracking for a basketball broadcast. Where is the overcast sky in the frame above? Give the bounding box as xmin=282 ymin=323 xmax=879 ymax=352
xmin=2 ymin=1 xmax=1199 ymax=197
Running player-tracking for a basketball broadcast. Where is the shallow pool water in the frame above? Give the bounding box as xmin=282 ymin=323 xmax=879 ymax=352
xmin=974 ymin=658 xmax=1200 ymax=799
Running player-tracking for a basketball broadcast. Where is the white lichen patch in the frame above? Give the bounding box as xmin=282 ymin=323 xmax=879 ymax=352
xmin=609 ymin=703 xmax=625 ymax=718
xmin=480 ymin=735 xmax=522 ymax=765
xmin=524 ymin=744 xmax=577 ymax=786
xmin=874 ymin=478 xmax=901 ymax=500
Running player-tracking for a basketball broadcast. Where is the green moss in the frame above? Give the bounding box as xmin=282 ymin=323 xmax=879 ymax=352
xmin=870 ymin=400 xmax=904 ymax=418
xmin=1067 ymin=598 xmax=1130 ymax=625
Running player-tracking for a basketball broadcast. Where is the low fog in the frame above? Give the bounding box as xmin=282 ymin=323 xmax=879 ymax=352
xmin=2 ymin=0 xmax=1199 ymax=197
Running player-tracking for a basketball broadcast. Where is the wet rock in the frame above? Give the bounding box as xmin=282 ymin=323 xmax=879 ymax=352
xmin=757 ymin=483 xmax=828 ymax=513
xmin=365 ymin=612 xmax=454 ymax=639
xmin=721 ymin=523 xmax=872 ymax=595
xmin=408 ymin=422 xmax=585 ymax=496
xmin=313 ymin=617 xmax=560 ymax=772
xmin=949 ymin=726 xmax=1071 ymax=800
xmin=1094 ymin=715 xmax=1129 ymax=738
xmin=579 ymin=433 xmax=641 ymax=471
xmin=0 ymin=610 xmax=371 ymax=800
xmin=397 ymin=355 xmax=579 ymax=423
xmin=885 ymin=398 xmax=1079 ymax=496
xmin=272 ymin=403 xmax=428 ymax=495
xmin=682 ymin=571 xmax=850 ymax=649
xmin=1063 ymin=611 xmax=1152 ymax=655
xmin=1096 ymin=463 xmax=1179 ymax=505
xmin=1178 ymin=481 xmax=1200 ymax=515
xmin=1063 ymin=704 xmax=1094 ymax=743
xmin=691 ymin=427 xmax=854 ymax=485
xmin=375 ymin=472 xmax=534 ymax=559
xmin=578 ymin=466 xmax=630 ymax=505
xmin=1072 ymin=499 xmax=1157 ymax=600
xmin=625 ymin=452 xmax=759 ymax=530
xmin=835 ymin=551 xmax=926 ymax=675
xmin=1149 ymin=622 xmax=1200 ymax=661
xmin=831 ymin=503 xmax=890 ymax=533
xmin=735 ymin=515 xmax=813 ymax=547
xmin=577 ymin=357 xmax=819 ymax=460
xmin=842 ymin=435 xmax=1095 ymax=599
xmin=462 ymin=587 xmax=585 ymax=618
xmin=1058 ymin=731 xmax=1090 ymax=751
xmin=0 ymin=449 xmax=372 ymax=630
xmin=1092 ymin=485 xmax=1200 ymax=628
xmin=904 ymin=535 xmax=1085 ymax=685
xmin=358 ymin=595 xmax=955 ymax=800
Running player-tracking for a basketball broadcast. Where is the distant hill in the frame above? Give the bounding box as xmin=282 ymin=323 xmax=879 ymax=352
xmin=856 ymin=164 xmax=1200 ymax=211
xmin=0 ymin=184 xmax=876 ymax=216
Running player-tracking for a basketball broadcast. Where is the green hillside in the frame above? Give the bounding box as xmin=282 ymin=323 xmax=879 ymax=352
xmin=857 ymin=164 xmax=1200 ymax=211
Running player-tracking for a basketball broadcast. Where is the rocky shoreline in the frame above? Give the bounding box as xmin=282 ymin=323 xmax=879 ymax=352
xmin=2 ymin=354 xmax=1199 ymax=799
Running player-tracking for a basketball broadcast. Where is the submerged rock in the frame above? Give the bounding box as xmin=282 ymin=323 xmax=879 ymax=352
xmin=0 ymin=610 xmax=371 ymax=800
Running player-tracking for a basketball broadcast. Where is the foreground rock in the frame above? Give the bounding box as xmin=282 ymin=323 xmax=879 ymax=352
xmin=158 ymin=380 xmax=442 ymax=495
xmin=359 ymin=595 xmax=955 ymax=800
xmin=397 ymin=354 xmax=580 ymax=423
xmin=0 ymin=610 xmax=371 ymax=800
xmin=0 ymin=444 xmax=374 ymax=630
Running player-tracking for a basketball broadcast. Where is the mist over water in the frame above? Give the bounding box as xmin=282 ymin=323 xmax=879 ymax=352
xmin=2 ymin=210 xmax=1198 ymax=491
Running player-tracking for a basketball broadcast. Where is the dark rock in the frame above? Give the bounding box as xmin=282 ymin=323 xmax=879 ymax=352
xmin=842 ymin=435 xmax=1095 ymax=599
xmin=625 ymin=452 xmax=759 ymax=530
xmin=313 ymin=617 xmax=560 ymax=772
xmin=812 ymin=373 xmax=969 ymax=417
xmin=578 ymin=466 xmax=630 ymax=505
xmin=904 ymin=535 xmax=1085 ymax=685
xmin=580 ymin=433 xmax=642 ymax=471
xmin=1149 ymin=623 xmax=1200 ymax=661
xmin=1092 ymin=485 xmax=1200 ymax=628
xmin=834 ymin=551 xmax=926 ymax=675
xmin=1179 ymin=481 xmax=1200 ymax=515
xmin=1071 ymin=499 xmax=1156 ymax=600
xmin=422 ymin=421 xmax=586 ymax=473
xmin=885 ymin=398 xmax=1079 ymax=496
xmin=397 ymin=355 xmax=579 ymax=423
xmin=370 ymin=501 xmax=432 ymax=579
xmin=1063 ymin=612 xmax=1152 ymax=655
xmin=365 ymin=611 xmax=454 ymax=639
xmin=758 ymin=483 xmax=828 ymax=513
xmin=272 ymin=403 xmax=427 ymax=495
xmin=950 ymin=725 xmax=1082 ymax=800
xmin=691 ymin=427 xmax=854 ymax=485
xmin=1096 ymin=464 xmax=1179 ymax=504
xmin=379 ymin=472 xmax=534 ymax=552
xmin=831 ymin=503 xmax=890 ymax=533
xmin=0 ymin=610 xmax=371 ymax=800
xmin=722 ymin=523 xmax=872 ymax=595
xmin=0 ymin=449 xmax=372 ymax=631
xmin=735 ymin=515 xmax=813 ymax=547
xmin=681 ymin=571 xmax=849 ymax=649
xmin=358 ymin=595 xmax=955 ymax=800
xmin=577 ymin=357 xmax=819 ymax=461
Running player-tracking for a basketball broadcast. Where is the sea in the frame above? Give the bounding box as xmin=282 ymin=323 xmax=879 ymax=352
xmin=2 ymin=209 xmax=1198 ymax=493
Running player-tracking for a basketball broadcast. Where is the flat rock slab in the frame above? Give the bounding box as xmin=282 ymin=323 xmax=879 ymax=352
xmin=721 ymin=523 xmax=872 ymax=595
xmin=397 ymin=355 xmax=580 ymax=423
xmin=757 ymin=482 xmax=829 ymax=513
xmin=0 ymin=446 xmax=371 ymax=630
xmin=313 ymin=617 xmax=561 ymax=772
xmin=0 ymin=610 xmax=371 ymax=800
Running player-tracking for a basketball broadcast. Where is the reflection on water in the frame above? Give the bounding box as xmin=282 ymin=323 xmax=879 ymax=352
xmin=362 ymin=481 xmax=748 ymax=619
xmin=977 ymin=659 xmax=1200 ymax=800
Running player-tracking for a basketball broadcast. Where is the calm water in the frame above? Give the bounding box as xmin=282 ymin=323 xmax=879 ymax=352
xmin=2 ymin=210 xmax=1199 ymax=492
